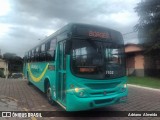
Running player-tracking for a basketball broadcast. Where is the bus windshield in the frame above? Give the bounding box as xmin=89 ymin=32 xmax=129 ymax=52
xmin=71 ymin=39 xmax=125 ymax=79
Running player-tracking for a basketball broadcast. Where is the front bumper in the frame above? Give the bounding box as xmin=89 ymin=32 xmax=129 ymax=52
xmin=66 ymin=90 xmax=128 ymax=111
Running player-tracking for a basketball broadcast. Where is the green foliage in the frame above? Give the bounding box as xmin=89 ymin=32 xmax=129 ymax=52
xmin=135 ymin=0 xmax=160 ymax=54
xmin=128 ymin=76 xmax=160 ymax=89
xmin=3 ymin=53 xmax=22 ymax=63
xmin=3 ymin=53 xmax=23 ymax=74
xmin=0 ymin=69 xmax=5 ymax=78
xmin=3 ymin=53 xmax=17 ymax=60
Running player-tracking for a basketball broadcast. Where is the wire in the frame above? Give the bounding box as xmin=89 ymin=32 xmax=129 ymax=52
xmin=122 ymin=31 xmax=136 ymax=35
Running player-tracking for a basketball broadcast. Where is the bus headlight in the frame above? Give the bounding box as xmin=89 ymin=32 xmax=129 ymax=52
xmin=75 ymin=88 xmax=79 ymax=92
xmin=74 ymin=87 xmax=88 ymax=98
xmin=69 ymin=84 xmax=88 ymax=97
xmin=120 ymin=84 xmax=127 ymax=92
xmin=77 ymin=90 xmax=88 ymax=97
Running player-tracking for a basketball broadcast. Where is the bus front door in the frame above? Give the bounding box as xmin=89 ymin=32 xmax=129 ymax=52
xmin=57 ymin=41 xmax=66 ymax=106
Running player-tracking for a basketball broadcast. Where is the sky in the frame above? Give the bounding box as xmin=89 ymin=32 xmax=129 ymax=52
xmin=0 ymin=0 xmax=140 ymax=57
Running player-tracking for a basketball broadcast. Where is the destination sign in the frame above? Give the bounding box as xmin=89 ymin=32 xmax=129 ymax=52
xmin=89 ymin=31 xmax=110 ymax=38
xmin=75 ymin=27 xmax=110 ymax=39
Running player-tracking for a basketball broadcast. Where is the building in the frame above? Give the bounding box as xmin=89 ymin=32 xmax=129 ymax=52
xmin=125 ymin=44 xmax=144 ymax=77
xmin=0 ymin=58 xmax=9 ymax=78
xmin=125 ymin=43 xmax=160 ymax=77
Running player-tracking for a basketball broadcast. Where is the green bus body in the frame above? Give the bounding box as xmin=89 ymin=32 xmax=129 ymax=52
xmin=23 ymin=23 xmax=128 ymax=111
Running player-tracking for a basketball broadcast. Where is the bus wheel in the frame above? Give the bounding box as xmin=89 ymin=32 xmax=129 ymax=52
xmin=46 ymin=83 xmax=54 ymax=105
xmin=27 ymin=73 xmax=32 ymax=85
xmin=28 ymin=80 xmax=32 ymax=85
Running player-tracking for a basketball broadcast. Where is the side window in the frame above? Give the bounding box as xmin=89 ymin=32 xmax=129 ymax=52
xmin=35 ymin=47 xmax=39 ymax=62
xmin=34 ymin=49 xmax=36 ymax=62
xmin=31 ymin=50 xmax=34 ymax=62
xmin=30 ymin=40 xmax=56 ymax=62
xmin=29 ymin=51 xmax=32 ymax=62
xmin=28 ymin=51 xmax=31 ymax=62
xmin=40 ymin=44 xmax=46 ymax=61
xmin=27 ymin=52 xmax=29 ymax=62
xmin=36 ymin=47 xmax=39 ymax=52
xmin=41 ymin=44 xmax=45 ymax=52
xmin=50 ymin=39 xmax=56 ymax=51
xmin=26 ymin=52 xmax=28 ymax=62
xmin=46 ymin=41 xmax=50 ymax=51
xmin=23 ymin=53 xmax=27 ymax=63
xmin=44 ymin=39 xmax=56 ymax=61
xmin=49 ymin=39 xmax=56 ymax=61
xmin=46 ymin=41 xmax=51 ymax=61
xmin=30 ymin=51 xmax=32 ymax=62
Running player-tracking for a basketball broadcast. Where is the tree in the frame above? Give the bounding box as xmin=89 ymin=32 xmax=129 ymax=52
xmin=0 ymin=69 xmax=5 ymax=78
xmin=3 ymin=53 xmax=23 ymax=75
xmin=135 ymin=0 xmax=160 ymax=57
xmin=3 ymin=53 xmax=16 ymax=60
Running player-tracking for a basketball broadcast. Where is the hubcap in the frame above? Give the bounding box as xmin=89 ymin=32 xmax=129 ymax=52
xmin=47 ymin=87 xmax=52 ymax=101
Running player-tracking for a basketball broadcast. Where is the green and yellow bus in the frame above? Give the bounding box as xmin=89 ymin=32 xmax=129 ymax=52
xmin=23 ymin=23 xmax=128 ymax=111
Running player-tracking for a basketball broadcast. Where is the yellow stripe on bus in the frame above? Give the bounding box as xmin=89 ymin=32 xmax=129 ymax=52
xmin=28 ymin=63 xmax=49 ymax=82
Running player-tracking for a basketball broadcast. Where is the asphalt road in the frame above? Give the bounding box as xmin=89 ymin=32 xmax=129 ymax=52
xmin=0 ymin=78 xmax=160 ymax=120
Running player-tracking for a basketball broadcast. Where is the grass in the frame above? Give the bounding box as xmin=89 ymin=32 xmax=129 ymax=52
xmin=127 ymin=76 xmax=160 ymax=89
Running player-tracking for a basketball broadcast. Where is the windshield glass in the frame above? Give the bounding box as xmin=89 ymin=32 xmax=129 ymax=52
xmin=71 ymin=39 xmax=126 ymax=79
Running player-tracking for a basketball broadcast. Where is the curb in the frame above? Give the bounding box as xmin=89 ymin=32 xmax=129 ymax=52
xmin=128 ymin=84 xmax=160 ymax=92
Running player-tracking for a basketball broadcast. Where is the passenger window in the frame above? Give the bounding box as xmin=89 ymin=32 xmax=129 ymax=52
xmin=34 ymin=49 xmax=36 ymax=61
xmin=28 ymin=51 xmax=31 ymax=62
xmin=35 ymin=47 xmax=39 ymax=62
xmin=30 ymin=51 xmax=32 ymax=62
xmin=27 ymin=52 xmax=29 ymax=62
xmin=46 ymin=41 xmax=50 ymax=51
xmin=50 ymin=39 xmax=56 ymax=51
xmin=41 ymin=44 xmax=45 ymax=52
xmin=40 ymin=44 xmax=46 ymax=61
xmin=48 ymin=39 xmax=56 ymax=61
xmin=31 ymin=50 xmax=35 ymax=62
xmin=24 ymin=53 xmax=27 ymax=63
xmin=36 ymin=47 xmax=39 ymax=52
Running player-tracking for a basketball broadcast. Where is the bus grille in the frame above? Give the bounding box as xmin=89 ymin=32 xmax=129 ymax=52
xmin=90 ymin=90 xmax=115 ymax=96
xmin=94 ymin=98 xmax=113 ymax=104
xmin=85 ymin=82 xmax=120 ymax=89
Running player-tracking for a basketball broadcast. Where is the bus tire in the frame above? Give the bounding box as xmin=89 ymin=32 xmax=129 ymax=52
xmin=28 ymin=80 xmax=32 ymax=85
xmin=27 ymin=73 xmax=32 ymax=85
xmin=46 ymin=83 xmax=54 ymax=105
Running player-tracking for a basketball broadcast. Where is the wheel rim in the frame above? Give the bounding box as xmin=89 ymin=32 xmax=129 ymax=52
xmin=47 ymin=87 xmax=52 ymax=101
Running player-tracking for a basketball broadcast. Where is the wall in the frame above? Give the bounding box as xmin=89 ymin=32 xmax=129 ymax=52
xmin=134 ymin=53 xmax=144 ymax=77
xmin=0 ymin=59 xmax=9 ymax=78
xmin=125 ymin=45 xmax=142 ymax=53
xmin=125 ymin=44 xmax=144 ymax=77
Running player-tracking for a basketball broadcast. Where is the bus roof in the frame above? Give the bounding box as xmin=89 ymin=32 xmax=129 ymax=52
xmin=27 ymin=23 xmax=122 ymax=52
